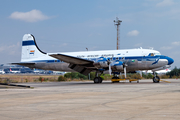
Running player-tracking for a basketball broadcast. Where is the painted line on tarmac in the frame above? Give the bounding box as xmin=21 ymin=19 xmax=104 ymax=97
xmin=160 ymin=80 xmax=171 ymax=83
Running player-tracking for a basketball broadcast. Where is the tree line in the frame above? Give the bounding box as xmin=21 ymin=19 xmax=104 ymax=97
xmin=166 ymin=67 xmax=180 ymax=78
xmin=58 ymin=67 xmax=180 ymax=81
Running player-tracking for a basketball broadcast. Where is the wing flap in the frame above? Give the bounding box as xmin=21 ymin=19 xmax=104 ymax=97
xmin=68 ymin=63 xmax=94 ymax=75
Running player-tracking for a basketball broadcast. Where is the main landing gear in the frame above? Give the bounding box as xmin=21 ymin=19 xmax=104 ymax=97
xmin=153 ymin=72 xmax=160 ymax=83
xmin=94 ymin=72 xmax=103 ymax=83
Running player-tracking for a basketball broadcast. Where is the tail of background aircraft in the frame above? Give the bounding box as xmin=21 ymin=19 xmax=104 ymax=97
xmin=21 ymin=34 xmax=47 ymax=62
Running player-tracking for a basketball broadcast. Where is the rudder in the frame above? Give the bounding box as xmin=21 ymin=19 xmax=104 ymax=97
xmin=21 ymin=34 xmax=47 ymax=62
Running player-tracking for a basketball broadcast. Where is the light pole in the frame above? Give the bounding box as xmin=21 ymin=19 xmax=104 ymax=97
xmin=114 ymin=17 xmax=122 ymax=50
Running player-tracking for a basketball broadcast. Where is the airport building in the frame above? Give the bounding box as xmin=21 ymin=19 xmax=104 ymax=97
xmin=0 ymin=64 xmax=54 ymax=74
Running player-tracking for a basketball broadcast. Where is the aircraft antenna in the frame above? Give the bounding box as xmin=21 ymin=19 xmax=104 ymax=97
xmin=114 ymin=17 xmax=122 ymax=50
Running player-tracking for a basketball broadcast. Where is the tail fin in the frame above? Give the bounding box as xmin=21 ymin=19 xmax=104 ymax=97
xmin=21 ymin=34 xmax=47 ymax=62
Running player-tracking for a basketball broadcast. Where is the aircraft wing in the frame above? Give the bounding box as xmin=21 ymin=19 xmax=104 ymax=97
xmin=49 ymin=53 xmax=94 ymax=65
xmin=49 ymin=53 xmax=95 ymax=75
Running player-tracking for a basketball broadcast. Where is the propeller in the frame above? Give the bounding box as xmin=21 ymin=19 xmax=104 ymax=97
xmin=107 ymin=55 xmax=114 ymax=76
xmin=122 ymin=59 xmax=128 ymax=79
xmin=107 ymin=56 xmax=129 ymax=78
xmin=140 ymin=71 xmax=142 ymax=78
xmin=109 ymin=63 xmax=112 ymax=76
xmin=124 ymin=66 xmax=126 ymax=78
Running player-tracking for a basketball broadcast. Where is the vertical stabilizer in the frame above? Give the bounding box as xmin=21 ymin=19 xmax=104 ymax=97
xmin=21 ymin=34 xmax=47 ymax=62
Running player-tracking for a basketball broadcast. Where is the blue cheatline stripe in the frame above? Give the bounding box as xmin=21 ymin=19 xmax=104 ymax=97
xmin=31 ymin=60 xmax=62 ymax=63
xmin=22 ymin=40 xmax=35 ymax=46
xmin=26 ymin=55 xmax=167 ymax=63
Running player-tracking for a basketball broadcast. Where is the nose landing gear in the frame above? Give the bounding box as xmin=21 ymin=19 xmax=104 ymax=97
xmin=153 ymin=72 xmax=160 ymax=83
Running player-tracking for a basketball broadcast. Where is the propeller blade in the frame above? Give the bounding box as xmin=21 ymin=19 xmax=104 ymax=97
xmin=109 ymin=64 xmax=112 ymax=76
xmin=140 ymin=71 xmax=142 ymax=78
xmin=124 ymin=66 xmax=126 ymax=79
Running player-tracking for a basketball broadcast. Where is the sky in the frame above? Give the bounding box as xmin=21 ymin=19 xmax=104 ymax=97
xmin=0 ymin=0 xmax=180 ymax=69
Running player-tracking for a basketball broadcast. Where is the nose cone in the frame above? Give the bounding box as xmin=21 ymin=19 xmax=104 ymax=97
xmin=167 ymin=57 xmax=174 ymax=65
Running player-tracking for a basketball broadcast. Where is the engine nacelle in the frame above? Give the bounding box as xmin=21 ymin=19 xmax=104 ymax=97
xmin=93 ymin=61 xmax=108 ymax=68
xmin=111 ymin=61 xmax=124 ymax=71
xmin=93 ymin=57 xmax=109 ymax=68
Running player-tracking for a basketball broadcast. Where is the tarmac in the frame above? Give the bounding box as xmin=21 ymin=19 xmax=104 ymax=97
xmin=0 ymin=79 xmax=180 ymax=120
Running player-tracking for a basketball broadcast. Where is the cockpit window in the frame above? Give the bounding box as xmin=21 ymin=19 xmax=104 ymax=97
xmin=150 ymin=53 xmax=154 ymax=56
xmin=148 ymin=52 xmax=161 ymax=56
xmin=154 ymin=53 xmax=161 ymax=56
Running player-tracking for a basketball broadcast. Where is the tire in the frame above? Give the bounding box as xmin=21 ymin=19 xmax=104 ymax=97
xmin=99 ymin=77 xmax=103 ymax=83
xmin=153 ymin=76 xmax=160 ymax=83
xmin=94 ymin=77 xmax=100 ymax=83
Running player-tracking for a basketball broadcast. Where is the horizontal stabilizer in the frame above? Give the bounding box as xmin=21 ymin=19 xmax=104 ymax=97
xmin=11 ymin=63 xmax=35 ymax=65
xmin=11 ymin=63 xmax=35 ymax=68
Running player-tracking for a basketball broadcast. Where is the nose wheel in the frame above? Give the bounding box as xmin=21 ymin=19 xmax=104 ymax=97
xmin=153 ymin=76 xmax=160 ymax=83
xmin=152 ymin=72 xmax=160 ymax=83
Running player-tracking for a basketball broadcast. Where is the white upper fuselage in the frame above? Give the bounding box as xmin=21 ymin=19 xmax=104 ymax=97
xmin=22 ymin=48 xmax=161 ymax=62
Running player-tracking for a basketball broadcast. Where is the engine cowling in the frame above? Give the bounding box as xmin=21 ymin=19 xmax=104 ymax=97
xmin=93 ymin=57 xmax=109 ymax=68
xmin=93 ymin=61 xmax=109 ymax=68
xmin=111 ymin=61 xmax=124 ymax=71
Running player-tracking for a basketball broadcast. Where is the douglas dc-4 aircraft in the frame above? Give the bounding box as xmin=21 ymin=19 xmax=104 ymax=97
xmin=13 ymin=34 xmax=174 ymax=83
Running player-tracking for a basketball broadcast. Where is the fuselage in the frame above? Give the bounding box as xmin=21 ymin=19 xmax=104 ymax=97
xmin=21 ymin=48 xmax=174 ymax=73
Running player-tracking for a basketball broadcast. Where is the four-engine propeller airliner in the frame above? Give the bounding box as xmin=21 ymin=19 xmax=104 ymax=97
xmin=13 ymin=34 xmax=174 ymax=83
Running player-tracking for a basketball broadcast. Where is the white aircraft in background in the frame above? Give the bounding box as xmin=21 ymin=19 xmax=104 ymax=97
xmin=0 ymin=69 xmax=5 ymax=74
xmin=145 ymin=69 xmax=171 ymax=74
xmin=9 ymin=68 xmax=21 ymax=74
xmin=13 ymin=34 xmax=174 ymax=83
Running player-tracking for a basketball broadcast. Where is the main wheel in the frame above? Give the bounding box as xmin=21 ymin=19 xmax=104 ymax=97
xmin=99 ymin=77 xmax=103 ymax=83
xmin=94 ymin=77 xmax=103 ymax=83
xmin=94 ymin=77 xmax=101 ymax=83
xmin=153 ymin=76 xmax=160 ymax=83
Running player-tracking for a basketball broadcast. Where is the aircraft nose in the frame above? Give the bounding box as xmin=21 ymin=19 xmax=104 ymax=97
xmin=167 ymin=57 xmax=174 ymax=65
